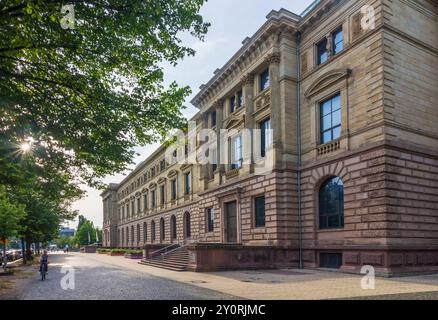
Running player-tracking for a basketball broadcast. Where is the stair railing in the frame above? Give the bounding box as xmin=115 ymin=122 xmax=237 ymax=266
xmin=149 ymin=243 xmax=179 ymax=259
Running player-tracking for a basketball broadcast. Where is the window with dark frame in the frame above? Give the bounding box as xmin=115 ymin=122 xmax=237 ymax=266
xmin=151 ymin=190 xmax=156 ymax=208
xmin=237 ymin=90 xmax=243 ymax=108
xmin=260 ymin=69 xmax=270 ymax=91
xmin=171 ymin=179 xmax=177 ymax=201
xmin=230 ymin=96 xmax=235 ymax=113
xmin=231 ymin=135 xmax=243 ymax=170
xmin=160 ymin=185 xmax=165 ymax=205
xmin=319 ymin=177 xmax=344 ymax=230
xmin=260 ymin=118 xmax=272 ymax=158
xmin=137 ymin=198 xmax=140 ymax=213
xmin=320 ymin=94 xmax=341 ymax=144
xmin=317 ymin=38 xmax=328 ymax=65
xmin=206 ymin=208 xmax=214 ymax=232
xmin=143 ymin=194 xmax=148 ymax=210
xmin=184 ymin=172 xmax=191 ymax=195
xmin=211 ymin=111 xmax=216 ymax=127
xmin=332 ymin=27 xmax=343 ymax=55
xmin=254 ymin=196 xmax=266 ymax=228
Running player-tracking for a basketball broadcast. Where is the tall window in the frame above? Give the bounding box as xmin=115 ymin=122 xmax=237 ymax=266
xmin=160 ymin=185 xmax=165 ymax=205
xmin=237 ymin=90 xmax=243 ymax=108
xmin=184 ymin=172 xmax=191 ymax=195
xmin=254 ymin=196 xmax=266 ymax=228
xmin=137 ymin=224 xmax=140 ymax=244
xmin=319 ymin=177 xmax=344 ymax=229
xmin=171 ymin=215 xmax=177 ymax=240
xmin=230 ymin=96 xmax=235 ymax=113
xmin=317 ymin=38 xmax=328 ymax=65
xmin=137 ymin=198 xmax=141 ymax=214
xmin=143 ymin=193 xmax=148 ymax=211
xmin=160 ymin=160 xmax=166 ymax=172
xmin=126 ymin=203 xmax=129 ymax=218
xmin=151 ymin=220 xmax=156 ymax=242
xmin=320 ymin=94 xmax=341 ymax=144
xmin=260 ymin=118 xmax=272 ymax=158
xmin=160 ymin=218 xmax=165 ymax=241
xmin=231 ymin=135 xmax=243 ymax=170
xmin=131 ymin=201 xmax=135 ymax=216
xmin=151 ymin=190 xmax=156 ymax=208
xmin=211 ymin=111 xmax=216 ymax=127
xmin=206 ymin=208 xmax=214 ymax=232
xmin=260 ymin=69 xmax=270 ymax=91
xmin=332 ymin=27 xmax=343 ymax=55
xmin=143 ymin=222 xmax=147 ymax=243
xmin=171 ymin=179 xmax=177 ymax=201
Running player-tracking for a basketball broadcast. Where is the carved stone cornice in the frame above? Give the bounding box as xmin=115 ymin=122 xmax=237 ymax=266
xmin=264 ymin=52 xmax=281 ymax=65
xmin=213 ymin=99 xmax=224 ymax=109
xmin=240 ymin=73 xmax=255 ymax=86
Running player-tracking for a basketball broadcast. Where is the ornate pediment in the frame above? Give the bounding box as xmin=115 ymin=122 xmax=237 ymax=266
xmin=223 ymin=113 xmax=245 ymax=129
xmin=304 ymin=69 xmax=352 ymax=98
xmin=157 ymin=177 xmax=166 ymax=185
xmin=148 ymin=182 xmax=157 ymax=189
xmin=167 ymin=170 xmax=178 ymax=178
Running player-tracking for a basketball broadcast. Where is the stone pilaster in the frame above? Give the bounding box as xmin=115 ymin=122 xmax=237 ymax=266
xmin=265 ymin=52 xmax=282 ymax=169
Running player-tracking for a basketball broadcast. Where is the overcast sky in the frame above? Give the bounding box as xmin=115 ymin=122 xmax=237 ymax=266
xmin=70 ymin=0 xmax=313 ymax=229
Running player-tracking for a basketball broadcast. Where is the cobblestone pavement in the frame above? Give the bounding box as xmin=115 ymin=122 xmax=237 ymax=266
xmin=21 ymin=252 xmax=438 ymax=300
xmin=20 ymin=253 xmax=238 ymax=300
xmin=77 ymin=253 xmax=438 ymax=300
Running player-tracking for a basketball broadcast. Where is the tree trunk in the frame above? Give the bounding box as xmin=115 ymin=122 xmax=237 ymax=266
xmin=21 ymin=238 xmax=26 ymax=264
xmin=25 ymin=236 xmax=32 ymax=261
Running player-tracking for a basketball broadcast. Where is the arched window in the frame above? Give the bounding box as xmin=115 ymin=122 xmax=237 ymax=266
xmin=171 ymin=215 xmax=177 ymax=241
xmin=137 ymin=224 xmax=141 ymax=244
xmin=160 ymin=218 xmax=165 ymax=242
xmin=319 ymin=177 xmax=344 ymax=229
xmin=184 ymin=212 xmax=191 ymax=239
xmin=143 ymin=222 xmax=147 ymax=243
xmin=151 ymin=220 xmax=156 ymax=243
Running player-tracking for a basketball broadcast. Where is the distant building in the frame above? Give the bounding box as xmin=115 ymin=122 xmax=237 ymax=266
xmin=59 ymin=227 xmax=75 ymax=238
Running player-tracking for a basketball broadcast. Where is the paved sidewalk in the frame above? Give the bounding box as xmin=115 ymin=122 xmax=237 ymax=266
xmin=82 ymin=253 xmax=438 ymax=300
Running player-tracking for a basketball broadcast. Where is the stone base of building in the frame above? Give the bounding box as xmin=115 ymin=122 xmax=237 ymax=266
xmin=187 ymin=243 xmax=300 ymax=272
xmin=185 ymin=244 xmax=438 ymax=276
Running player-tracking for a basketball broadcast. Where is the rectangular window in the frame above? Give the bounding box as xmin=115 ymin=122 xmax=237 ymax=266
xmin=332 ymin=27 xmax=343 ymax=55
xmin=143 ymin=194 xmax=148 ymax=210
xmin=126 ymin=204 xmax=129 ymax=218
xmin=237 ymin=90 xmax=243 ymax=108
xmin=211 ymin=111 xmax=216 ymax=127
xmin=160 ymin=185 xmax=165 ymax=205
xmin=260 ymin=69 xmax=270 ymax=91
xmin=184 ymin=172 xmax=191 ymax=195
xmin=160 ymin=160 xmax=165 ymax=172
xmin=137 ymin=198 xmax=141 ymax=213
xmin=320 ymin=94 xmax=341 ymax=144
xmin=317 ymin=38 xmax=328 ymax=65
xmin=260 ymin=118 xmax=272 ymax=158
xmin=131 ymin=201 xmax=135 ymax=215
xmin=230 ymin=96 xmax=235 ymax=114
xmin=151 ymin=190 xmax=156 ymax=208
xmin=206 ymin=208 xmax=214 ymax=232
xmin=254 ymin=196 xmax=266 ymax=228
xmin=231 ymin=135 xmax=243 ymax=170
xmin=211 ymin=148 xmax=217 ymax=174
xmin=171 ymin=179 xmax=177 ymax=200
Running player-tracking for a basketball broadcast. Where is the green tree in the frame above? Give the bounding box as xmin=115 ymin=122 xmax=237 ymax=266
xmin=74 ymin=218 xmax=96 ymax=246
xmin=0 ymin=0 xmax=209 ymax=185
xmin=54 ymin=236 xmax=74 ymax=250
xmin=0 ymin=186 xmax=26 ymax=271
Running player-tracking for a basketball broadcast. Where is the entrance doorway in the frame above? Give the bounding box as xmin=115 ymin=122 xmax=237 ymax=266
xmin=225 ymin=201 xmax=238 ymax=243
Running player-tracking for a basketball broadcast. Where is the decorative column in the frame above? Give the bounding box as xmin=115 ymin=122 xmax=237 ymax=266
xmin=265 ymin=52 xmax=282 ymax=168
xmin=214 ymin=99 xmax=224 ymax=185
xmin=241 ymin=73 xmax=255 ymax=174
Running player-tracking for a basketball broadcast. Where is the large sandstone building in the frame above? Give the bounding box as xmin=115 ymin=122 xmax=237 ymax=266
xmin=102 ymin=0 xmax=438 ymax=275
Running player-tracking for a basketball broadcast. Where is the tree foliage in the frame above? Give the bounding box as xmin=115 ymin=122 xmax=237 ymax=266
xmin=0 ymin=0 xmax=209 ymax=185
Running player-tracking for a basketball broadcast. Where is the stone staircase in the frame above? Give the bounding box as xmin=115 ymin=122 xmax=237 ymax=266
xmin=140 ymin=246 xmax=189 ymax=271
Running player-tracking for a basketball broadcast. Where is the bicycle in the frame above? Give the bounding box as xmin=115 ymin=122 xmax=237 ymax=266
xmin=40 ymin=262 xmax=48 ymax=281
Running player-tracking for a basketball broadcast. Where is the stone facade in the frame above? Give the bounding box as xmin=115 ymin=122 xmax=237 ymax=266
xmin=102 ymin=0 xmax=438 ymax=275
